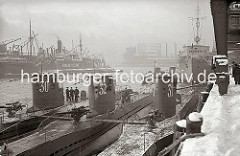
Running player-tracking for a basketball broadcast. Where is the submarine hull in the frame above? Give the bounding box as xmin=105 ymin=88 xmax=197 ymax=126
xmin=77 ymin=102 xmax=153 ymax=156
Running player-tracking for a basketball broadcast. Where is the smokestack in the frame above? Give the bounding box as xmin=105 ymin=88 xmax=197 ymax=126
xmin=57 ymin=40 xmax=62 ymax=53
xmin=166 ymin=43 xmax=168 ymax=57
xmin=159 ymin=43 xmax=161 ymax=57
xmin=175 ymin=43 xmax=177 ymax=57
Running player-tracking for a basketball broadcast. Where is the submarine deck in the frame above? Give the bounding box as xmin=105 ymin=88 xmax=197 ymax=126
xmin=4 ymin=100 xmax=91 ymax=155
xmin=3 ymin=94 xmax=148 ymax=155
xmin=0 ymin=99 xmax=89 ymax=127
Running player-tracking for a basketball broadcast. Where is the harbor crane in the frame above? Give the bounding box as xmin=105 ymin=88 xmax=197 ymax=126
xmin=0 ymin=38 xmax=21 ymax=53
xmin=1 ymin=38 xmax=21 ymax=45
xmin=17 ymin=33 xmax=38 ymax=56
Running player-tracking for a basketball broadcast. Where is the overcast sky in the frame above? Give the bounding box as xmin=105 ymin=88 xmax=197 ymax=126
xmin=0 ymin=0 xmax=214 ymax=65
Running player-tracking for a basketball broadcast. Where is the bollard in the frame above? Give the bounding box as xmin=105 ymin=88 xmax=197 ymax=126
xmin=176 ymin=120 xmax=186 ymax=134
xmin=186 ymin=112 xmax=203 ymax=134
xmin=216 ymin=73 xmax=229 ymax=95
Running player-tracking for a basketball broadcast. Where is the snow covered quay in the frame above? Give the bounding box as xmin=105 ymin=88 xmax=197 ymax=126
xmin=181 ymin=78 xmax=240 ymax=156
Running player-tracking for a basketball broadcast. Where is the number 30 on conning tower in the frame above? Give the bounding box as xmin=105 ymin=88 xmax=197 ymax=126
xmin=39 ymin=82 xmax=49 ymax=93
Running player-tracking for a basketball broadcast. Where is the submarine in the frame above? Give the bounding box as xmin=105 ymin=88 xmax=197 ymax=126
xmin=0 ymin=74 xmax=65 ymax=143
xmin=1 ymin=74 xmax=155 ymax=156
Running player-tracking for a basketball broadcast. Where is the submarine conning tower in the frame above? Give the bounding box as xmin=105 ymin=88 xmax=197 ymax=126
xmin=88 ymin=75 xmax=115 ymax=117
xmin=153 ymin=67 xmax=177 ymax=118
xmin=30 ymin=73 xmax=64 ymax=112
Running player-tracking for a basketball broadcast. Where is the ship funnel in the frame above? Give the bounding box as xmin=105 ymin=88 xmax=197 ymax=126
xmin=57 ymin=40 xmax=62 ymax=53
xmin=29 ymin=73 xmax=64 ymax=112
xmin=88 ymin=75 xmax=115 ymax=117
xmin=153 ymin=71 xmax=177 ymax=118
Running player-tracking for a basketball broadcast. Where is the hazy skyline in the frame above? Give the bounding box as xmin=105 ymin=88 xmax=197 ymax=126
xmin=0 ymin=0 xmax=214 ymax=66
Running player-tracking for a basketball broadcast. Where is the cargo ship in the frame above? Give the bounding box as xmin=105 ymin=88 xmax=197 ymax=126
xmin=178 ymin=3 xmax=216 ymax=83
xmin=0 ymin=21 xmax=107 ymax=78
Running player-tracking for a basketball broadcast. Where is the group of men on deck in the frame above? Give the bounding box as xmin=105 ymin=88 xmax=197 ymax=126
xmin=65 ymin=87 xmax=80 ymax=102
xmin=232 ymin=62 xmax=240 ymax=85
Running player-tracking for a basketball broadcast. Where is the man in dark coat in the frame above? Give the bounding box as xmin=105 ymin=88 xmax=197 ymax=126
xmin=74 ymin=87 xmax=80 ymax=102
xmin=234 ymin=64 xmax=240 ymax=85
xmin=65 ymin=87 xmax=70 ymax=101
xmin=70 ymin=87 xmax=75 ymax=102
xmin=233 ymin=63 xmax=239 ymax=85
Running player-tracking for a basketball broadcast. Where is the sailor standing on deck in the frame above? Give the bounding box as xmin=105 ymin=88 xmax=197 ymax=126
xmin=233 ymin=62 xmax=239 ymax=84
xmin=234 ymin=64 xmax=240 ymax=85
xmin=70 ymin=87 xmax=75 ymax=102
xmin=74 ymin=87 xmax=80 ymax=102
xmin=65 ymin=87 xmax=71 ymax=101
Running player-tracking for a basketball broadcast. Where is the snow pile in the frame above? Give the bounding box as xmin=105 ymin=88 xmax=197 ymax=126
xmin=181 ymin=78 xmax=240 ymax=156
xmin=176 ymin=120 xmax=186 ymax=128
xmin=188 ymin=112 xmax=202 ymax=122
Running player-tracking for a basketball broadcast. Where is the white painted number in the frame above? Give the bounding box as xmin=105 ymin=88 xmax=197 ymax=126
xmin=99 ymin=84 xmax=107 ymax=95
xmin=39 ymin=82 xmax=49 ymax=93
xmin=167 ymin=84 xmax=173 ymax=97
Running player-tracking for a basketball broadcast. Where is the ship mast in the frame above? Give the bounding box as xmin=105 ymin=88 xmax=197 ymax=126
xmin=29 ymin=19 xmax=33 ymax=57
xmin=189 ymin=0 xmax=206 ymax=45
xmin=79 ymin=33 xmax=83 ymax=57
xmin=195 ymin=1 xmax=200 ymax=44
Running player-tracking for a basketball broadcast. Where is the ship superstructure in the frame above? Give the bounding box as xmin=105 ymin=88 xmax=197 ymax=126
xmin=0 ymin=36 xmax=38 ymax=78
